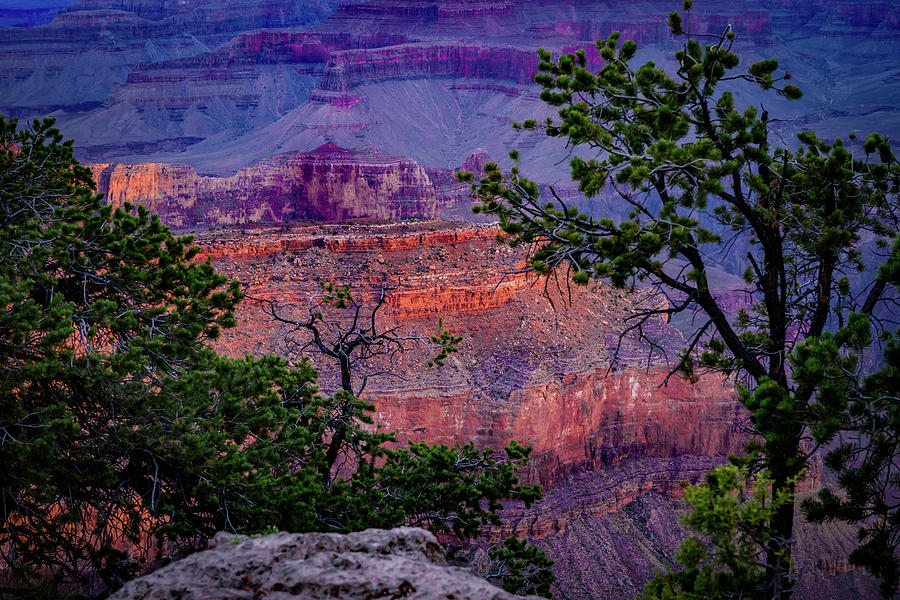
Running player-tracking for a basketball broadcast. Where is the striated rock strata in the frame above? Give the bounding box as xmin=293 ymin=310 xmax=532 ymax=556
xmin=318 ymin=43 xmax=536 ymax=92
xmin=492 ymin=473 xmax=880 ymax=600
xmin=190 ymin=220 xmax=872 ymax=599
xmin=195 ymin=221 xmax=747 ymax=490
xmin=110 ymin=527 xmax=539 ymax=600
xmin=0 ymin=0 xmax=335 ymax=120
xmin=2 ymin=0 xmax=898 ymax=173
xmin=90 ymin=144 xmax=443 ymax=227
xmin=179 ymin=220 xmax=865 ymax=599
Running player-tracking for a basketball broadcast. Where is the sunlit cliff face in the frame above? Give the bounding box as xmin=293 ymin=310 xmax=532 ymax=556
xmin=187 ymin=220 xmax=748 ymax=490
xmin=88 ymin=144 xmax=442 ymax=229
xmin=185 ymin=220 xmax=858 ymax=600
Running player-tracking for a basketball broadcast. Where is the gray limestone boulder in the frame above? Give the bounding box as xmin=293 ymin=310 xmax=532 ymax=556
xmin=110 ymin=527 xmax=539 ymax=600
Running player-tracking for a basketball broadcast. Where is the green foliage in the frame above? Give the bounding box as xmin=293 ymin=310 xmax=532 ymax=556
xmin=799 ymin=331 xmax=900 ymax=597
xmin=798 ymin=244 xmax=900 ymax=597
xmin=378 ymin=440 xmax=541 ymax=540
xmin=0 ymin=115 xmax=405 ymax=591
xmin=459 ymin=2 xmax=899 ymax=597
xmin=428 ymin=317 xmax=463 ymax=367
xmin=0 ymin=116 xmax=545 ymax=596
xmin=641 ymin=465 xmax=795 ymax=600
xmin=486 ymin=536 xmax=556 ymax=598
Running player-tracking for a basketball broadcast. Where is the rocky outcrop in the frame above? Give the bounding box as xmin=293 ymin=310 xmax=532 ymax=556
xmin=110 ymin=527 xmax=539 ymax=600
xmin=90 ymin=144 xmax=444 ymax=227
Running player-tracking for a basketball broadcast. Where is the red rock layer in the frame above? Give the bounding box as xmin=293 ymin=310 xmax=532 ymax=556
xmin=193 ymin=221 xmax=747 ymax=488
xmin=189 ymin=220 xmax=853 ymax=600
xmin=374 ymin=364 xmax=742 ymax=489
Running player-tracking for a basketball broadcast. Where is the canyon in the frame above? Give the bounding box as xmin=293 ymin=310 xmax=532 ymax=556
xmin=2 ymin=1 xmax=897 ymax=598
xmin=191 ymin=221 xmax=875 ymax=599
xmin=1 ymin=0 xmax=897 ymax=175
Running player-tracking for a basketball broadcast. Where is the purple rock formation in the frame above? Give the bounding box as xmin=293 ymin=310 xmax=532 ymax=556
xmin=0 ymin=0 xmax=335 ymax=117
xmin=0 ymin=0 xmax=70 ymax=29
xmin=90 ymin=143 xmax=447 ymax=227
xmin=495 ymin=466 xmax=880 ymax=600
xmin=4 ymin=0 xmax=896 ymax=174
xmin=318 ymin=43 xmax=536 ymax=92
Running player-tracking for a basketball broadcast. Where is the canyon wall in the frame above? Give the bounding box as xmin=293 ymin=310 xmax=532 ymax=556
xmin=318 ymin=44 xmax=537 ymax=92
xmin=89 ymin=144 xmax=446 ymax=227
xmin=60 ymin=0 xmax=337 ymax=37
xmin=0 ymin=0 xmax=334 ymax=118
xmin=336 ymin=0 xmax=516 ymax=20
xmin=190 ymin=220 xmax=866 ymax=599
xmin=194 ymin=222 xmax=747 ymax=490
xmin=10 ymin=0 xmax=898 ymax=174
xmin=0 ymin=1 xmax=69 ymax=29
xmin=495 ymin=470 xmax=878 ymax=599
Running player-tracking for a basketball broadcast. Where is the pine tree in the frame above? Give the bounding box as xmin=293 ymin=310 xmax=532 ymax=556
xmin=0 ymin=116 xmax=549 ymax=597
xmin=0 ymin=115 xmax=324 ymax=590
xmin=459 ymin=2 xmax=899 ymax=596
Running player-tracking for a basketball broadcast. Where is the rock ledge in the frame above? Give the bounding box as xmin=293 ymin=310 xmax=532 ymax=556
xmin=110 ymin=527 xmax=539 ymax=600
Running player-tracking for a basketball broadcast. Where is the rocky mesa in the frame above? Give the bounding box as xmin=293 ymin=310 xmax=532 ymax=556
xmin=90 ymin=144 xmax=447 ymax=227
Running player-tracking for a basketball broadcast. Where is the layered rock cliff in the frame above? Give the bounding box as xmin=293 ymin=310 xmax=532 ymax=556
xmin=493 ymin=473 xmax=879 ymax=599
xmin=336 ymin=0 xmax=515 ymax=20
xmin=0 ymin=0 xmax=335 ymax=118
xmin=318 ymin=44 xmax=536 ymax=92
xmin=0 ymin=1 xmax=69 ymax=29
xmin=11 ymin=0 xmax=897 ymax=174
xmin=61 ymin=0 xmax=337 ymax=38
xmin=189 ymin=220 xmax=867 ymax=599
xmin=194 ymin=221 xmax=746 ymax=491
xmin=90 ymin=144 xmax=444 ymax=227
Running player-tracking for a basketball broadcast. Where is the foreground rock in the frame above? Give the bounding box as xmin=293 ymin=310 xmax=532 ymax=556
xmin=110 ymin=527 xmax=538 ymax=600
